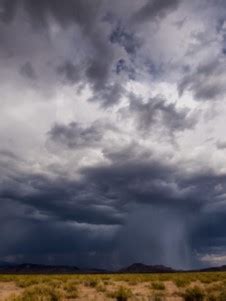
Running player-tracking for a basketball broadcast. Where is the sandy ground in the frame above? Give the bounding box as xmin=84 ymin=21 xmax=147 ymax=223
xmin=0 ymin=282 xmax=22 ymax=300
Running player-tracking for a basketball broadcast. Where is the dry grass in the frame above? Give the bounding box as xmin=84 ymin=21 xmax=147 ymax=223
xmin=0 ymin=272 xmax=226 ymax=300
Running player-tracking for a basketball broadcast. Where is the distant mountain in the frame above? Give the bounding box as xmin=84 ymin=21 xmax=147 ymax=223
xmin=199 ymin=265 xmax=226 ymax=272
xmin=119 ymin=263 xmax=175 ymax=273
xmin=1 ymin=261 xmax=226 ymax=274
xmin=0 ymin=262 xmax=174 ymax=274
xmin=0 ymin=263 xmax=112 ymax=274
xmin=0 ymin=263 xmax=80 ymax=274
xmin=81 ymin=268 xmax=110 ymax=274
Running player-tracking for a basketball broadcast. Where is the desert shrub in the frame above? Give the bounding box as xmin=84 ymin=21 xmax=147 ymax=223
xmin=96 ymin=281 xmax=106 ymax=292
xmin=102 ymin=276 xmax=111 ymax=281
xmin=16 ymin=278 xmax=41 ymax=288
xmin=109 ymin=286 xmax=132 ymax=301
xmin=7 ymin=284 xmax=62 ymax=301
xmin=206 ymin=282 xmax=224 ymax=294
xmin=62 ymin=280 xmax=78 ymax=298
xmin=152 ymin=282 xmax=165 ymax=290
xmin=206 ymin=294 xmax=217 ymax=301
xmin=63 ymin=280 xmax=77 ymax=289
xmin=47 ymin=280 xmax=62 ymax=289
xmin=200 ymin=278 xmax=213 ymax=284
xmin=151 ymin=292 xmax=166 ymax=301
xmin=174 ymin=278 xmax=190 ymax=288
xmin=128 ymin=280 xmax=138 ymax=286
xmin=183 ymin=286 xmax=205 ymax=301
xmin=217 ymin=290 xmax=226 ymax=301
xmin=84 ymin=279 xmax=98 ymax=288
xmin=103 ymin=279 xmax=109 ymax=285
xmin=0 ymin=275 xmax=16 ymax=282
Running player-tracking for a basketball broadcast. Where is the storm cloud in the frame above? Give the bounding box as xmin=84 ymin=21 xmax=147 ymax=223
xmin=0 ymin=0 xmax=226 ymax=269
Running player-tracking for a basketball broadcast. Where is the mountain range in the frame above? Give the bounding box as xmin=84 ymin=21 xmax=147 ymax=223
xmin=0 ymin=262 xmax=226 ymax=274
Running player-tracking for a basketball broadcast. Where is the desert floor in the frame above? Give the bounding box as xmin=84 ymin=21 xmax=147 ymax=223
xmin=0 ymin=272 xmax=226 ymax=300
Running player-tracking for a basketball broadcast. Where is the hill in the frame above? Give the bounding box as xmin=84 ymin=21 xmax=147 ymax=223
xmin=119 ymin=262 xmax=175 ymax=273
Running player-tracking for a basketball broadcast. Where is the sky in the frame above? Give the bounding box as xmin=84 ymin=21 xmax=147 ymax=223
xmin=0 ymin=0 xmax=226 ymax=270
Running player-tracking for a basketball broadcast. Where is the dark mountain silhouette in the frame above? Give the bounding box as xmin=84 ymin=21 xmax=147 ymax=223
xmin=0 ymin=262 xmax=174 ymax=274
xmin=0 ymin=261 xmax=225 ymax=274
xmin=119 ymin=263 xmax=175 ymax=273
xmin=0 ymin=263 xmax=80 ymax=274
xmin=198 ymin=265 xmax=226 ymax=272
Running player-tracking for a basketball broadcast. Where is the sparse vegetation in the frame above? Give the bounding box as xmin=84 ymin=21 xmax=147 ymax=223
xmin=110 ymin=286 xmax=132 ymax=301
xmin=84 ymin=278 xmax=98 ymax=287
xmin=95 ymin=281 xmax=106 ymax=292
xmin=217 ymin=289 xmax=226 ymax=301
xmin=62 ymin=280 xmax=78 ymax=298
xmin=151 ymin=292 xmax=166 ymax=301
xmin=7 ymin=284 xmax=62 ymax=301
xmin=152 ymin=281 xmax=165 ymax=290
xmin=183 ymin=286 xmax=205 ymax=301
xmin=174 ymin=277 xmax=190 ymax=288
xmin=1 ymin=272 xmax=226 ymax=300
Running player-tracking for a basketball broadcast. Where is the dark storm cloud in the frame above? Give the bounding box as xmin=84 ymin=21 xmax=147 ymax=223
xmin=0 ymin=0 xmax=182 ymax=108
xmin=190 ymin=203 xmax=226 ymax=267
xmin=81 ymin=156 xmax=226 ymax=267
xmin=81 ymin=147 xmax=224 ymax=213
xmin=56 ymin=61 xmax=80 ymax=84
xmin=0 ymin=0 xmax=101 ymax=28
xmin=1 ymin=139 xmax=226 ymax=267
xmin=0 ymin=0 xmax=18 ymax=23
xmin=110 ymin=23 xmax=141 ymax=55
xmin=49 ymin=122 xmax=102 ymax=148
xmin=132 ymin=0 xmax=180 ymax=24
xmin=0 ymin=151 xmax=124 ymax=267
xmin=125 ymin=94 xmax=195 ymax=136
xmin=88 ymin=83 xmax=124 ymax=107
xmin=48 ymin=122 xmax=102 ymax=149
xmin=0 ymin=166 xmax=124 ymax=226
xmin=117 ymin=204 xmax=193 ymax=269
xmin=0 ymin=199 xmax=119 ymax=268
xmin=179 ymin=17 xmax=226 ymax=101
xmin=0 ymin=145 xmax=198 ymax=223
xmin=22 ymin=0 xmax=123 ymax=108
xmin=47 ymin=121 xmax=119 ymax=149
xmin=1 ymin=0 xmax=226 ymax=270
xmin=181 ymin=172 xmax=226 ymax=208
xmin=179 ymin=58 xmax=226 ymax=101
xmin=0 ymin=0 xmax=121 ymax=106
xmin=20 ymin=61 xmax=36 ymax=79
xmin=115 ymin=59 xmax=136 ymax=80
xmin=82 ymin=158 xmax=185 ymax=208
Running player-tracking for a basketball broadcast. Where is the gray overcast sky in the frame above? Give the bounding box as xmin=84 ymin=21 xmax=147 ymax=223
xmin=0 ymin=0 xmax=226 ymax=269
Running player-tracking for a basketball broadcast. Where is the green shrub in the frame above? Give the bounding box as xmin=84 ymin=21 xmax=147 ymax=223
xmin=174 ymin=278 xmax=190 ymax=288
xmin=16 ymin=278 xmax=41 ymax=288
xmin=217 ymin=290 xmax=226 ymax=301
xmin=111 ymin=286 xmax=132 ymax=301
xmin=183 ymin=286 xmax=205 ymax=301
xmin=103 ymin=280 xmax=109 ymax=285
xmin=96 ymin=281 xmax=106 ymax=292
xmin=62 ymin=280 xmax=78 ymax=298
xmin=152 ymin=282 xmax=165 ymax=290
xmin=47 ymin=280 xmax=62 ymax=289
xmin=206 ymin=282 xmax=224 ymax=293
